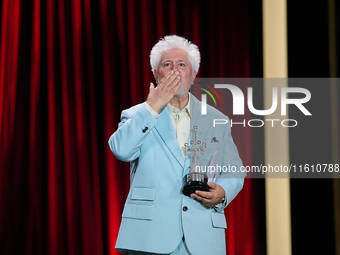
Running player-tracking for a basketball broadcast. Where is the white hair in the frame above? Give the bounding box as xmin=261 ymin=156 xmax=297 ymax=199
xmin=150 ymin=35 xmax=200 ymax=73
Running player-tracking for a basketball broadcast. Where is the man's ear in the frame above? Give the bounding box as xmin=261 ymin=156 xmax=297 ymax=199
xmin=191 ymin=70 xmax=197 ymax=85
xmin=192 ymin=70 xmax=197 ymax=80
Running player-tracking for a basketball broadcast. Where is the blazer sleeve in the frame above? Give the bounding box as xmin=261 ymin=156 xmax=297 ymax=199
xmin=214 ymin=117 xmax=246 ymax=210
xmin=108 ymin=103 xmax=158 ymax=162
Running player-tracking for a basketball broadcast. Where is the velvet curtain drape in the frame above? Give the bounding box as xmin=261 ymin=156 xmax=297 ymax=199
xmin=0 ymin=0 xmax=257 ymax=254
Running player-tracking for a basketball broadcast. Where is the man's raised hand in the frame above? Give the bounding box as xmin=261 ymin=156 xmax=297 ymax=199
xmin=146 ymin=70 xmax=181 ymax=113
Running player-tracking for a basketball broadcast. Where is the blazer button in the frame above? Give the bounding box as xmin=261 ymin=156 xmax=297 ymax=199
xmin=183 ymin=206 xmax=188 ymax=211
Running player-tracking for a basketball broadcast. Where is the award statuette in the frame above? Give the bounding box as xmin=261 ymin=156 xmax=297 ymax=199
xmin=182 ymin=126 xmax=209 ymax=197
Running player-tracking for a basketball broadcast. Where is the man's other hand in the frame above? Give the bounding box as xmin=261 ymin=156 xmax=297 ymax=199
xmin=190 ymin=182 xmax=226 ymax=208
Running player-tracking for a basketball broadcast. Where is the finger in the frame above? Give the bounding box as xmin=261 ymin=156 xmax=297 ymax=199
xmin=157 ymin=70 xmax=176 ymax=85
xmin=158 ymin=71 xmax=180 ymax=89
xmin=170 ymin=80 xmax=181 ymax=93
xmin=165 ymin=74 xmax=181 ymax=91
xmin=190 ymin=193 xmax=204 ymax=202
xmin=149 ymin=82 xmax=155 ymax=90
xmin=166 ymin=75 xmax=181 ymax=93
xmin=207 ymin=182 xmax=216 ymax=189
xmin=191 ymin=194 xmax=214 ymax=207
xmin=160 ymin=77 xmax=180 ymax=97
xmin=195 ymin=190 xmax=213 ymax=200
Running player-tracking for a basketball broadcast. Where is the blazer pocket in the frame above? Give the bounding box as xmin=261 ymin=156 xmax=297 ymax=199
xmin=211 ymin=212 xmax=227 ymax=229
xmin=122 ymin=203 xmax=154 ymax=220
xmin=130 ymin=187 xmax=156 ymax=201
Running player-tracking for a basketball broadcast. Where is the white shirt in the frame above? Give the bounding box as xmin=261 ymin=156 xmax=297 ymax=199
xmin=145 ymin=95 xmax=191 ymax=158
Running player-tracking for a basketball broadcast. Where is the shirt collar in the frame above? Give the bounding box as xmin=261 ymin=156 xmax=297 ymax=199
xmin=166 ymin=94 xmax=191 ymax=118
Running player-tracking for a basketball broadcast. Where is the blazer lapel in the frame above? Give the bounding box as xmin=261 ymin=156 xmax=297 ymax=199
xmin=154 ymin=108 xmax=185 ymax=167
xmin=190 ymin=94 xmax=210 ymax=143
xmin=182 ymin=94 xmax=210 ymax=175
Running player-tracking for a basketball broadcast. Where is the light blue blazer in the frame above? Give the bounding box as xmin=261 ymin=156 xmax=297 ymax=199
xmin=108 ymin=93 xmax=244 ymax=255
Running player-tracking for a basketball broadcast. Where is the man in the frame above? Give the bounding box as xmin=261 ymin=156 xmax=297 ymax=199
xmin=108 ymin=35 xmax=244 ymax=255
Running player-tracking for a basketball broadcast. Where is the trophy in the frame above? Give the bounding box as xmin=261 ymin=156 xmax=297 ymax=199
xmin=182 ymin=126 xmax=209 ymax=197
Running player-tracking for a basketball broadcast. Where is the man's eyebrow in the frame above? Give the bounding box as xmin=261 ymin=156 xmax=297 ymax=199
xmin=161 ymin=59 xmax=188 ymax=63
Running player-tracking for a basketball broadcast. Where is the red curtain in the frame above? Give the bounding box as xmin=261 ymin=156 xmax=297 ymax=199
xmin=0 ymin=0 xmax=257 ymax=254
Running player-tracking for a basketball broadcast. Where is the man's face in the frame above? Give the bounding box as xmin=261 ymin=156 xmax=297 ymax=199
xmin=153 ymin=48 xmax=197 ymax=97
